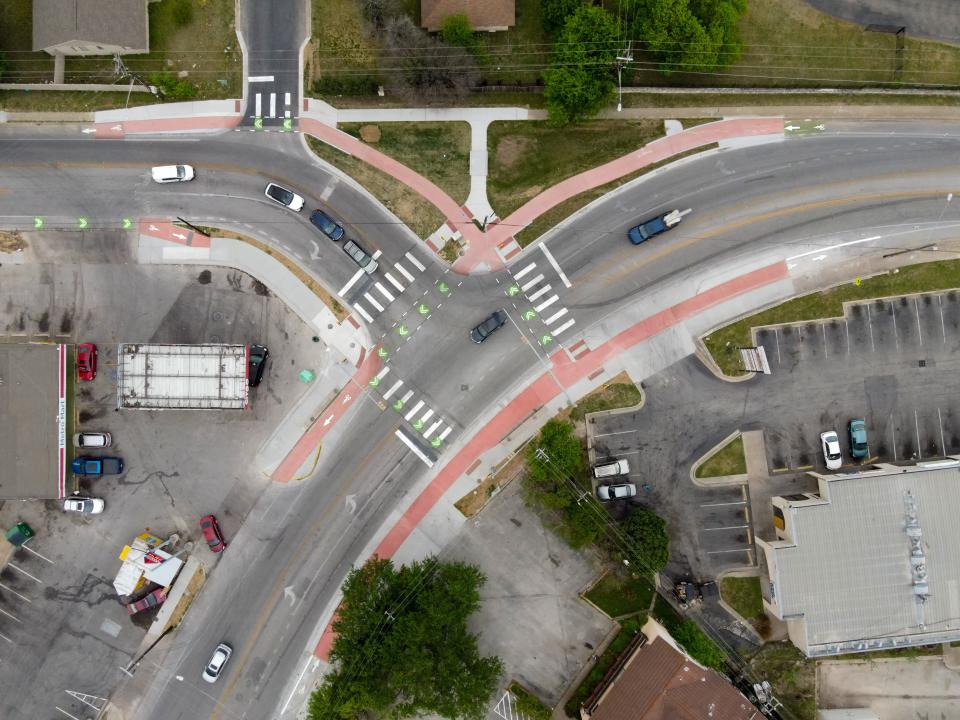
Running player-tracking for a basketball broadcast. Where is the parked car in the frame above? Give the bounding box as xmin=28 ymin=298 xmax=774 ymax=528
xmin=264 ymin=182 xmax=305 ymax=211
xmin=627 ymin=209 xmax=685 ymax=245
xmin=73 ymin=432 xmax=112 ymax=448
xmin=309 ymin=209 xmax=345 ymax=241
xmin=593 ymin=459 xmax=630 ymax=478
xmin=849 ymin=419 xmax=869 ymax=459
xmin=127 ymin=588 xmax=167 ymax=615
xmin=202 ymin=642 xmax=233 ymax=683
xmin=470 ymin=310 xmax=508 ymax=344
xmin=248 ymin=345 xmax=269 ymax=387
xmin=342 ymin=239 xmax=378 ymax=274
xmin=597 ymin=483 xmax=637 ymax=501
xmin=151 ymin=165 xmax=195 ymax=183
xmin=200 ymin=514 xmax=226 ymax=553
xmin=63 ymin=496 xmax=105 ymax=514
xmin=820 ymin=430 xmax=842 ymax=470
xmin=77 ymin=343 xmax=97 ymax=381
xmin=71 ymin=456 xmax=124 ymax=476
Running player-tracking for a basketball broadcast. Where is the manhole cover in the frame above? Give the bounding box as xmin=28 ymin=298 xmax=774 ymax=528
xmin=461 ymin=384 xmax=469 ymax=391
xmin=212 ymin=311 xmax=224 ymax=321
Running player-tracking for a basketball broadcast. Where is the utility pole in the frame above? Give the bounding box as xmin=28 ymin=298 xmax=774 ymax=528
xmin=615 ymin=43 xmax=633 ymax=112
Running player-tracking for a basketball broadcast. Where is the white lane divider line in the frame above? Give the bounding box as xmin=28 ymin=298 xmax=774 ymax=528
xmin=438 ymin=426 xmax=453 ymax=441
xmin=539 ymin=243 xmax=572 ymax=288
xmin=338 ymin=269 xmax=366 ymax=297
xmin=247 ymin=75 xmax=275 ymax=82
xmin=420 ymin=408 xmax=435 ymax=423
xmin=423 ymin=420 xmax=443 ymax=438
xmin=284 ymin=92 xmax=291 ymax=106
xmin=352 ymin=303 xmax=373 ymax=324
xmin=385 ymin=273 xmax=405 ymax=292
xmin=395 ymin=263 xmax=415 ymax=283
xmin=527 ymin=284 xmax=552 ymax=302
xmin=405 ymin=252 xmax=426 ymax=271
xmin=399 ymin=389 xmax=414 ymax=403
xmin=382 ymin=379 xmax=404 ymax=400
xmin=552 ymin=318 xmax=576 ymax=336
xmin=374 ymin=366 xmax=391 ymax=381
xmin=395 ymin=429 xmax=434 ymax=467
xmin=269 ymin=93 xmax=276 ymax=118
xmin=544 ymin=307 xmax=568 ymax=325
xmin=520 ymin=274 xmax=544 ymax=292
xmin=785 ymin=235 xmax=881 ymax=261
xmin=534 ymin=295 xmax=559 ymax=313
xmin=405 ymin=400 xmax=425 ymax=421
xmin=364 ymin=292 xmax=384 ymax=312
xmin=254 ymin=93 xmax=262 ymax=117
xmin=513 ymin=262 xmax=537 ymax=280
xmin=375 ymin=282 xmax=396 ymax=303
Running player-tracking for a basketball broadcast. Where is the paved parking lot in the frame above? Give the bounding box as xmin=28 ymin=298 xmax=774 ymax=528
xmin=0 ymin=234 xmax=330 ymax=719
xmin=754 ymin=290 xmax=960 ymax=471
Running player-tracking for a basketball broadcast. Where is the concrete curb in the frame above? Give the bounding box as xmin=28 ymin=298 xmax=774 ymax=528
xmin=689 ymin=431 xmax=749 ymax=488
xmin=713 ymin=569 xmax=766 ymax=645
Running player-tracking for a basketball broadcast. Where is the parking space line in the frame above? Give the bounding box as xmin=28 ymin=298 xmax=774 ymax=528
xmin=845 ymin=320 xmax=851 ymax=355
xmin=915 ymin=297 xmax=923 ymax=346
xmin=705 ymin=548 xmax=752 ymax=555
xmin=20 ymin=545 xmax=54 ymax=564
xmin=867 ymin=304 xmax=875 ymax=352
xmin=891 ymin=417 xmax=898 ymax=461
xmin=915 ymin=409 xmax=923 ymax=459
xmin=593 ymin=429 xmax=639 ymax=438
xmin=0 ymin=630 xmax=12 ymax=645
xmin=699 ymin=500 xmax=746 ymax=508
xmin=939 ymin=407 xmax=947 ymax=457
xmin=55 ymin=708 xmax=82 ymax=720
xmin=0 ymin=582 xmax=32 ymax=603
xmin=940 ymin=295 xmax=948 ymax=344
xmin=821 ymin=323 xmax=828 ymax=359
xmin=595 ymin=450 xmax=640 ymax=459
xmin=890 ymin=303 xmax=900 ymax=352
xmin=0 ymin=607 xmax=20 ymax=623
xmin=701 ymin=524 xmax=750 ymax=532
xmin=7 ymin=563 xmax=42 ymax=584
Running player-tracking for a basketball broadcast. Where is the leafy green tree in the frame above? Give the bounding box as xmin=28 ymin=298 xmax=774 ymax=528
xmin=671 ymin=619 xmax=726 ymax=670
xmin=526 ymin=419 xmax=582 ymax=489
xmin=542 ymin=0 xmax=586 ymax=36
xmin=631 ymin=0 xmax=746 ymax=73
xmin=383 ymin=15 xmax=478 ymax=100
xmin=441 ymin=14 xmax=475 ymax=47
xmin=543 ymin=5 xmax=619 ymax=126
xmin=308 ymin=556 xmax=503 ymax=720
xmin=623 ymin=507 xmax=669 ymax=572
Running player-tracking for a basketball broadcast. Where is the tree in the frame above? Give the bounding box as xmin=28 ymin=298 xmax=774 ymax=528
xmin=543 ymin=5 xmax=619 ymax=126
xmin=631 ymin=0 xmax=746 ymax=74
xmin=309 ymin=556 xmax=503 ymax=720
xmin=671 ymin=620 xmax=726 ymax=671
xmin=149 ymin=72 xmax=197 ymax=100
xmin=542 ymin=0 xmax=585 ymax=36
xmin=382 ymin=15 xmax=478 ymax=101
xmin=441 ymin=13 xmax=475 ymax=48
xmin=361 ymin=0 xmax=400 ymax=30
xmin=526 ymin=419 xmax=582 ymax=489
xmin=622 ymin=507 xmax=669 ymax=572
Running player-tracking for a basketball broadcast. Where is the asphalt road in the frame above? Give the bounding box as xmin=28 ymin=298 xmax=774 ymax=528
xmin=4 ymin=122 xmax=960 ymax=718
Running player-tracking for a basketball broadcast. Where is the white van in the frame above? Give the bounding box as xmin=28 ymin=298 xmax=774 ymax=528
xmin=593 ymin=459 xmax=630 ymax=479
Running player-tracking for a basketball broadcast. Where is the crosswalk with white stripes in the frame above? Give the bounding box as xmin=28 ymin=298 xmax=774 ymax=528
xmin=246 ymin=75 xmax=296 ymax=127
xmin=369 ymin=364 xmax=455 ymax=456
xmin=339 ymin=251 xmax=428 ymax=323
xmin=510 ymin=259 xmax=577 ymax=339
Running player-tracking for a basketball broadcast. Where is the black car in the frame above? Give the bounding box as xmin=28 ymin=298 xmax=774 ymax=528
xmin=248 ymin=345 xmax=269 ymax=387
xmin=309 ymin=209 xmax=345 ymax=241
xmin=470 ymin=310 xmax=508 ymax=344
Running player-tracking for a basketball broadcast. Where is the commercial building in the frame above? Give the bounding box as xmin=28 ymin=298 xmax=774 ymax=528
xmin=758 ymin=461 xmax=960 ymax=657
xmin=116 ymin=343 xmax=249 ymax=410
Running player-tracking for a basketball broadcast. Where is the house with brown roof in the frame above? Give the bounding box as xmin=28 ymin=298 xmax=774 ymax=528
xmin=581 ymin=620 xmax=760 ymax=720
xmin=32 ymin=0 xmax=160 ymax=57
xmin=421 ymin=0 xmax=515 ymax=32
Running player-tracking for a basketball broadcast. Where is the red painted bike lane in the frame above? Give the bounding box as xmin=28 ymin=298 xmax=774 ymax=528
xmin=313 ymin=260 xmax=789 ymax=659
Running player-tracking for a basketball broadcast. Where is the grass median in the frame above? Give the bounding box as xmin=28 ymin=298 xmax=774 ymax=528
xmin=695 ymin=435 xmax=747 ymax=478
xmin=705 ymin=259 xmax=960 ymax=376
xmin=585 ymin=571 xmax=655 ymax=618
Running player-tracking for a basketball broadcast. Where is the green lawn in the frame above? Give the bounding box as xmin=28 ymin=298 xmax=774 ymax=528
xmin=508 ymin=682 xmax=551 ymax=720
xmin=0 ymin=90 xmax=160 ymax=112
xmin=570 ymin=381 xmax=642 ymax=422
xmin=487 ymin=120 xmax=664 ymax=219
xmin=747 ymin=643 xmax=816 ymax=720
xmin=474 ymin=0 xmax=551 ymax=86
xmin=695 ymin=436 xmax=747 ymax=478
xmin=338 ymin=122 xmax=471 ymax=205
xmin=306 ymin=136 xmax=446 ymax=239
xmin=585 ymin=571 xmax=655 ymax=618
xmin=563 ymin=615 xmax=643 ymax=718
xmin=0 ymin=0 xmax=239 ymax=102
xmin=704 ymin=259 xmax=960 ymax=376
xmin=719 ymin=577 xmax=764 ymax=621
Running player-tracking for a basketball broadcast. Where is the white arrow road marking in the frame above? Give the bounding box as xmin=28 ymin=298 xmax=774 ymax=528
xmin=322 ymin=414 xmax=335 ymax=426
xmin=310 ymin=240 xmax=320 ymax=260
xmin=81 ymin=128 xmax=96 ymax=134
xmin=172 ymin=232 xmax=187 ymax=240
xmin=815 ymin=124 xmax=825 ymax=130
xmin=284 ymin=586 xmax=296 ymax=605
xmin=148 ymin=224 xmax=159 ymax=232
xmin=111 ymin=124 xmax=122 ymax=131
xmin=787 ymin=263 xmax=798 ymax=269
xmin=345 ymin=494 xmax=357 ymax=514
xmin=785 ymin=125 xmax=799 ymax=131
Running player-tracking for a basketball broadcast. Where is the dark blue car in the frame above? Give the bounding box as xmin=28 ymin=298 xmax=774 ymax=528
xmin=72 ymin=456 xmax=124 ymax=476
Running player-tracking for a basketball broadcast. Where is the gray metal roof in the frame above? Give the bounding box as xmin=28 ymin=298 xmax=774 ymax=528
xmin=772 ymin=462 xmax=960 ymax=655
xmin=32 ymin=0 xmax=149 ymax=52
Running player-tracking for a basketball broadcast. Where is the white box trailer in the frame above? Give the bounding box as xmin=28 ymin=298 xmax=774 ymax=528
xmin=117 ymin=343 xmax=249 ymax=410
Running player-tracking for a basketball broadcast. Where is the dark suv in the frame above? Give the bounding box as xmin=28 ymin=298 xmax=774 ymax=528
xmin=309 ymin=209 xmax=345 ymax=241
xmin=248 ymin=345 xmax=269 ymax=387
xmin=470 ymin=310 xmax=508 ymax=344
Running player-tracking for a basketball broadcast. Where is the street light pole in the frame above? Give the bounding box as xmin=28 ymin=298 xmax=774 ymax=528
xmin=615 ymin=45 xmax=633 ymax=112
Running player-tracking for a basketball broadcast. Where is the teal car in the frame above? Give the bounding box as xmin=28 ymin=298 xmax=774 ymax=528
xmin=849 ymin=419 xmax=869 ymax=459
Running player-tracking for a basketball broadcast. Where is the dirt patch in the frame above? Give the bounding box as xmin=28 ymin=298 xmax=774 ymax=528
xmin=494 ymin=136 xmax=532 ymax=171
xmin=454 ymin=445 xmax=529 ymax=518
xmin=0 ymin=230 xmax=27 ymax=253
xmin=359 ymin=124 xmax=381 ymax=142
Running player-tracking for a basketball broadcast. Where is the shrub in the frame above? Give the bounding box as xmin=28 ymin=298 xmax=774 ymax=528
xmin=173 ymin=0 xmax=194 ymax=27
xmin=313 ymin=75 xmax=381 ymax=96
xmin=441 ymin=14 xmax=475 ymax=47
xmin=150 ymin=72 xmax=197 ymax=100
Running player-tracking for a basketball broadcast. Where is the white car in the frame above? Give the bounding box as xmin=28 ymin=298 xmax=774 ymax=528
xmin=820 ymin=430 xmax=843 ymax=470
xmin=63 ymin=496 xmax=105 ymax=514
xmin=264 ymin=182 xmax=305 ymax=212
xmin=202 ymin=642 xmax=233 ymax=683
xmin=73 ymin=432 xmax=112 ymax=448
xmin=597 ymin=483 xmax=637 ymax=501
xmin=151 ymin=165 xmax=195 ymax=183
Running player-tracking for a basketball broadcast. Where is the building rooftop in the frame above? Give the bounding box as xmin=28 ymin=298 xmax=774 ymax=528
xmin=33 ymin=0 xmax=149 ymax=52
xmin=761 ymin=462 xmax=960 ymax=656
xmin=420 ymin=0 xmax=515 ymax=31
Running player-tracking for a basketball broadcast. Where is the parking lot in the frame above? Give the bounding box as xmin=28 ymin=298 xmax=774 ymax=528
xmin=0 ymin=233 xmax=330 ymax=719
xmin=754 ymin=290 xmax=960 ymax=471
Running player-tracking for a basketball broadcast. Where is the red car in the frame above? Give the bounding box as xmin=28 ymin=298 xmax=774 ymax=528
xmin=200 ymin=514 xmax=226 ymax=553
xmin=77 ymin=343 xmax=97 ymax=381
xmin=127 ymin=588 xmax=167 ymax=615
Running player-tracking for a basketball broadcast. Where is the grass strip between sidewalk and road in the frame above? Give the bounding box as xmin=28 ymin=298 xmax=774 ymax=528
xmin=584 ymin=571 xmax=655 ymax=619
xmin=337 ymin=122 xmax=471 ymax=206
xmin=564 ymin=615 xmax=643 ymax=718
xmin=0 ymin=91 xmax=161 ymax=113
xmin=705 ymin=259 xmax=960 ymax=376
xmin=306 ymin=136 xmax=446 ymax=240
xmin=695 ymin=435 xmax=747 ymax=478
xmin=570 ymin=377 xmax=642 ymax=423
